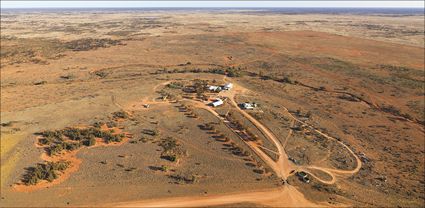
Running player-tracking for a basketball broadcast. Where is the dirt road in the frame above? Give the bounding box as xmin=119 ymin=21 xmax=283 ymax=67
xmin=113 ymin=186 xmax=319 ymax=207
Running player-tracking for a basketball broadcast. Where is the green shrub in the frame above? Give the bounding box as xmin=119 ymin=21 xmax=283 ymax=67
xmin=160 ymin=165 xmax=168 ymax=172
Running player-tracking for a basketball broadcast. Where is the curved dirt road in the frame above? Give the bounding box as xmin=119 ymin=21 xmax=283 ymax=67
xmin=221 ymin=79 xmax=362 ymax=183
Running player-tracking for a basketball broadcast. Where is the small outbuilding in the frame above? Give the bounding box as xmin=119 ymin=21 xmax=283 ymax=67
xmin=223 ymin=83 xmax=233 ymax=90
xmin=210 ymin=98 xmax=224 ymax=107
xmin=208 ymin=85 xmax=222 ymax=92
xmin=296 ymin=171 xmax=310 ymax=183
xmin=240 ymin=102 xmax=257 ymax=110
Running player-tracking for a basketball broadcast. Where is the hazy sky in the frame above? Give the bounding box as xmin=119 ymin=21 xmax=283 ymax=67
xmin=2 ymin=1 xmax=424 ymax=8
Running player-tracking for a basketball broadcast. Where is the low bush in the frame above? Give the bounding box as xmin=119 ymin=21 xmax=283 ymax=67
xmin=167 ymin=81 xmax=184 ymax=89
xmin=142 ymin=129 xmax=158 ymax=136
xmin=112 ymin=111 xmax=129 ymax=119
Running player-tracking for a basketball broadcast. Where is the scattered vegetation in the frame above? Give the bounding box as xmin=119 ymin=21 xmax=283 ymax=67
xmin=64 ymin=38 xmax=122 ymax=51
xmin=380 ymin=104 xmax=413 ymax=120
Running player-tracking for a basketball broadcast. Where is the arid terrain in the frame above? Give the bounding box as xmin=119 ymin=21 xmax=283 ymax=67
xmin=1 ymin=8 xmax=424 ymax=207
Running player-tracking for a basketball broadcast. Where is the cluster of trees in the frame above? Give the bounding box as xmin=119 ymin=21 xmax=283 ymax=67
xmin=226 ymin=115 xmax=260 ymax=143
xmin=192 ymin=79 xmax=208 ymax=97
xmin=39 ymin=126 xmax=125 ymax=156
xmin=258 ymin=71 xmax=294 ymax=84
xmin=48 ymin=142 xmax=81 ymax=156
xmin=153 ymin=66 xmax=244 ymax=78
xmin=61 ymin=127 xmax=123 ymax=143
xmin=159 ymin=137 xmax=187 ymax=162
xmin=207 ymin=67 xmax=243 ymax=77
xmin=23 ymin=160 xmax=71 ymax=185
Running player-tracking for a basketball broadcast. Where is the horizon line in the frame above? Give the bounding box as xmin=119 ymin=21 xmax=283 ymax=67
xmin=2 ymin=6 xmax=424 ymax=9
xmin=2 ymin=1 xmax=424 ymax=9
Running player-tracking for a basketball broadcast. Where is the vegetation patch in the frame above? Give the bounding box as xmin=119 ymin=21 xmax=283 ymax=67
xmin=379 ymin=104 xmax=413 ymax=120
xmin=168 ymin=173 xmax=199 ymax=184
xmin=64 ymin=38 xmax=123 ymax=51
xmin=158 ymin=137 xmax=187 ymax=162
xmin=142 ymin=129 xmax=159 ymax=136
xmin=23 ymin=160 xmax=71 ymax=185
xmin=39 ymin=126 xmax=125 ymax=156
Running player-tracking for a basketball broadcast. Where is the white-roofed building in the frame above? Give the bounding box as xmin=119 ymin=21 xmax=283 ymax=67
xmin=208 ymin=85 xmax=222 ymax=92
xmin=210 ymin=98 xmax=224 ymax=107
xmin=223 ymin=83 xmax=233 ymax=90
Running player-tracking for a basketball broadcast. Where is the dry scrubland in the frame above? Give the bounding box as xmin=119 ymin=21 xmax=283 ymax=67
xmin=1 ymin=9 xmax=424 ymax=207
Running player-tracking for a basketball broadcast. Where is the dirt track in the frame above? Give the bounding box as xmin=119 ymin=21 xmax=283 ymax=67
xmin=113 ymin=186 xmax=319 ymax=207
